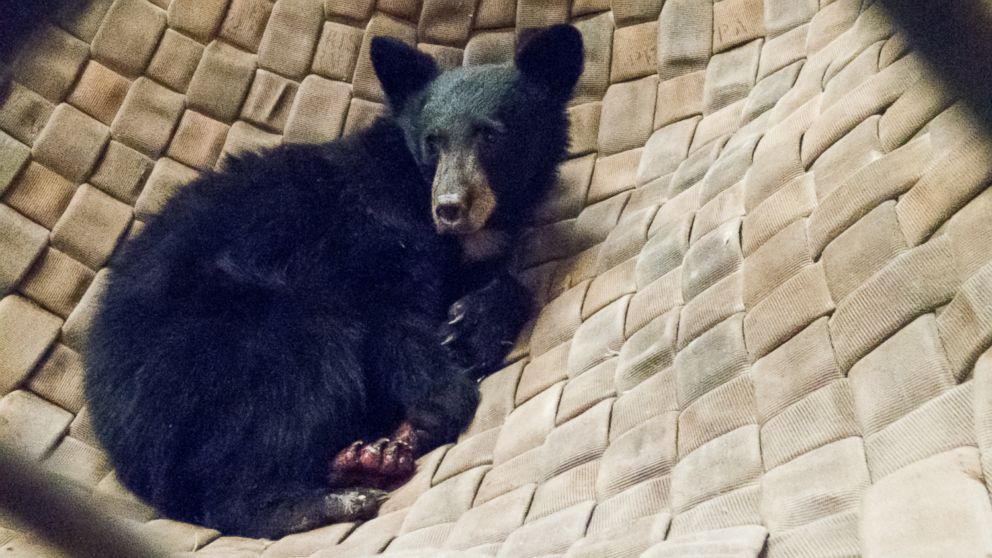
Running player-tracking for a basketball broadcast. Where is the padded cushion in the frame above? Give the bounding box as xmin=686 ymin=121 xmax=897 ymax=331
xmin=2 ymin=1 xmax=992 ymax=556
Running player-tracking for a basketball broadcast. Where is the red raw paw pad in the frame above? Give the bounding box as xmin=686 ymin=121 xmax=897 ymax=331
xmin=329 ymin=435 xmax=416 ymax=490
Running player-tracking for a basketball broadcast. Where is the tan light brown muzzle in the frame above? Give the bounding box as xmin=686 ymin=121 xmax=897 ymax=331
xmin=431 ymin=149 xmax=497 ymax=235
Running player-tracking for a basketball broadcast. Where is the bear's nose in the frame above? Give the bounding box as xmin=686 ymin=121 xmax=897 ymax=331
xmin=436 ymin=194 xmax=468 ymax=227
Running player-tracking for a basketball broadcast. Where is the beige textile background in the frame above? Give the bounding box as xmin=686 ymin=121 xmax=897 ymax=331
xmin=2 ymin=0 xmax=992 ymax=556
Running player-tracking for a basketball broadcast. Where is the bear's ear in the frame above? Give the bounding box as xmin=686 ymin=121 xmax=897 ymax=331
xmin=515 ymin=25 xmax=584 ymax=101
xmin=371 ymin=37 xmax=439 ymax=110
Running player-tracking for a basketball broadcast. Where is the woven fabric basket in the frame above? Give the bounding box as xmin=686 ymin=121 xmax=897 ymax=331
xmin=2 ymin=0 xmax=992 ymax=556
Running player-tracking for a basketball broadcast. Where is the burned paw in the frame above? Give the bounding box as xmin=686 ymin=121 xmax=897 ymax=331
xmin=393 ymin=420 xmax=427 ymax=452
xmin=332 ymin=440 xmax=365 ymax=473
xmin=359 ymin=438 xmax=415 ymax=477
xmin=329 ymin=437 xmax=416 ymax=489
xmin=382 ymin=438 xmax=415 ymax=476
xmin=358 ymin=438 xmax=389 ymax=470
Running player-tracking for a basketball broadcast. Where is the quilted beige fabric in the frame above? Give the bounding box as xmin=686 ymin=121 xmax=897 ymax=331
xmin=2 ymin=0 xmax=992 ymax=556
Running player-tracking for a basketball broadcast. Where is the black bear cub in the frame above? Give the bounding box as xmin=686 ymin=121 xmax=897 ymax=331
xmin=84 ymin=25 xmax=583 ymax=538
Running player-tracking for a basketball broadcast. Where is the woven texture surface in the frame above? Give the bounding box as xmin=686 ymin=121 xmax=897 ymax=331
xmin=3 ymin=0 xmax=992 ymax=556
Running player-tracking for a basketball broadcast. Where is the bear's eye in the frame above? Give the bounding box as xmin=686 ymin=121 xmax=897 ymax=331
xmin=424 ymin=135 xmax=441 ymax=160
xmin=478 ymin=125 xmax=503 ymax=146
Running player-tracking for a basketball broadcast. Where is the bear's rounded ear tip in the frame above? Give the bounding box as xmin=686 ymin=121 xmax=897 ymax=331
xmin=370 ymin=36 xmax=397 ymax=58
xmin=369 ymin=37 xmax=388 ymax=65
xmin=519 ymin=24 xmax=583 ymax=54
xmin=515 ymin=24 xmax=584 ymax=97
xmin=548 ymin=24 xmax=582 ymax=43
xmin=558 ymin=24 xmax=585 ymax=68
xmin=371 ymin=38 xmax=439 ymax=110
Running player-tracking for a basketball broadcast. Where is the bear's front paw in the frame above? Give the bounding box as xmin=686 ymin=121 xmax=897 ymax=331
xmin=439 ymin=289 xmax=518 ymax=377
xmin=328 ymin=438 xmax=416 ymax=489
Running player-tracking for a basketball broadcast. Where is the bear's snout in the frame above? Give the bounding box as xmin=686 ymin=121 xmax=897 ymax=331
xmin=435 ymin=193 xmax=470 ymax=231
xmin=432 ymin=150 xmax=496 ymax=235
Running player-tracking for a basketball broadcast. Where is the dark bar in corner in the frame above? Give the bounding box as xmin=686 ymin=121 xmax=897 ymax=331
xmin=878 ymin=0 xmax=992 ymax=135
xmin=0 ymin=0 xmax=92 ymax=101
xmin=0 ymin=443 xmax=169 ymax=558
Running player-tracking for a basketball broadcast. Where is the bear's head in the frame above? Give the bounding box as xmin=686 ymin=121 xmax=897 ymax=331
xmin=371 ymin=25 xmax=584 ymax=239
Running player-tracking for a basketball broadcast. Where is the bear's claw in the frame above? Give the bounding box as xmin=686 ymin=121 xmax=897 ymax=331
xmin=329 ymin=433 xmax=417 ymax=489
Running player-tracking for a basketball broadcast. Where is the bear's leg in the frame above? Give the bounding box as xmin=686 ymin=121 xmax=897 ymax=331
xmin=396 ymin=366 xmax=481 ymax=452
xmin=440 ymin=272 xmax=532 ymax=378
xmin=207 ymin=485 xmax=386 ymax=538
xmin=371 ymin=313 xmax=481 ymax=454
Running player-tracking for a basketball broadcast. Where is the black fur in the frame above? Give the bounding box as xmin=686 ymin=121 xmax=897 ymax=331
xmin=84 ymin=25 xmax=583 ymax=538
